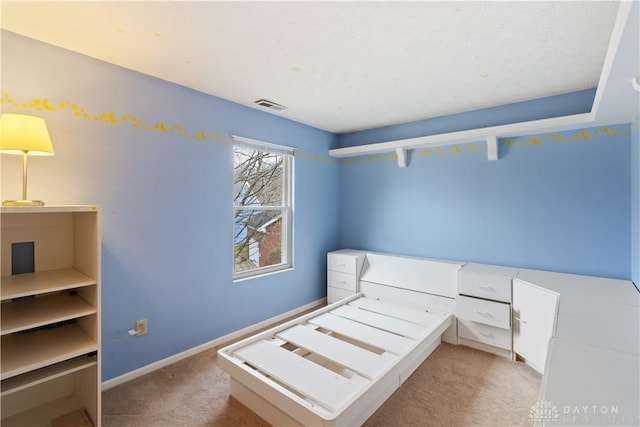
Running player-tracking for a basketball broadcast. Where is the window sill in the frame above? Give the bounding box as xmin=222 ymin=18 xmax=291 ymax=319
xmin=233 ymin=266 xmax=294 ymax=284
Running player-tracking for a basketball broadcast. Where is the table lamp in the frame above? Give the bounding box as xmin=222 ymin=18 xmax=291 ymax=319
xmin=0 ymin=113 xmax=55 ymax=206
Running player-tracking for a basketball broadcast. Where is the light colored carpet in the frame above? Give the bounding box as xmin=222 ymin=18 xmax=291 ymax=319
xmin=103 ymin=342 xmax=541 ymax=427
xmin=364 ymin=343 xmax=541 ymax=426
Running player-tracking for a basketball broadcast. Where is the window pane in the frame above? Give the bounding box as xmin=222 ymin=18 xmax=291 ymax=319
xmin=233 ymin=146 xmax=284 ymax=207
xmin=234 ymin=208 xmax=285 ymax=273
xmin=232 ymin=139 xmax=292 ymax=280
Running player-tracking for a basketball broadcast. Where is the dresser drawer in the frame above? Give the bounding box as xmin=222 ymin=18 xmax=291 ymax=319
xmin=458 ymin=318 xmax=512 ymax=350
xmin=458 ymin=270 xmax=512 ymax=303
xmin=327 ymin=286 xmax=356 ymax=304
xmin=327 ymin=270 xmax=357 ymax=292
xmin=457 ymin=295 xmax=511 ymax=329
xmin=327 ymin=253 xmax=358 ymax=275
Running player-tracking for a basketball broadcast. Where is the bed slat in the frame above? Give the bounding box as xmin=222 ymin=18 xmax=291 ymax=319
xmin=309 ymin=313 xmax=414 ymax=355
xmin=349 ymin=297 xmax=443 ymax=326
xmin=233 ymin=339 xmax=368 ymax=412
xmin=331 ymin=305 xmax=426 ymax=340
xmin=277 ymin=325 xmax=396 ymax=380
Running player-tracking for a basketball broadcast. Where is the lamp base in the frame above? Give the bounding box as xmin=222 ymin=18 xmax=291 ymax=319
xmin=2 ymin=200 xmax=45 ymax=207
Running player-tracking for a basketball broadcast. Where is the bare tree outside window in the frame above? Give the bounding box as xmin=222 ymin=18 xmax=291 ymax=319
xmin=233 ymin=144 xmax=292 ymax=278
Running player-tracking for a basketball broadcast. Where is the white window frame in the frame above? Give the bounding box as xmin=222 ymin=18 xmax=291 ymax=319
xmin=232 ymin=135 xmax=294 ymax=281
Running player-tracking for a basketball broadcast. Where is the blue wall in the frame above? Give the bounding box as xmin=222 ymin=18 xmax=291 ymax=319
xmin=338 ymin=124 xmax=631 ymax=279
xmin=1 ymin=31 xmax=340 ymax=380
xmin=1 ymin=29 xmax=635 ymax=382
xmin=632 ymin=116 xmax=639 ymax=287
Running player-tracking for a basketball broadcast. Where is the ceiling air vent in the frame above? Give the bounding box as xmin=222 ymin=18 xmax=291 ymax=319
xmin=254 ymin=99 xmax=287 ymax=111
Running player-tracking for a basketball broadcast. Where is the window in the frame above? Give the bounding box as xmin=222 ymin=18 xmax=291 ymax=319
xmin=232 ymin=135 xmax=294 ymax=279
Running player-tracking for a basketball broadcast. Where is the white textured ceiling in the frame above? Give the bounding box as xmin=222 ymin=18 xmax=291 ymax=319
xmin=0 ymin=1 xmax=622 ymax=134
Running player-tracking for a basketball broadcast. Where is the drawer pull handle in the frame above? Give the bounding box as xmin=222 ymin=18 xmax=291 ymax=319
xmin=478 ymin=285 xmax=495 ymax=292
xmin=337 ymin=263 xmax=346 ymax=267
xmin=339 ymin=280 xmax=346 ymax=284
xmin=478 ymin=331 xmax=494 ymax=338
xmin=473 ymin=309 xmax=493 ymax=317
xmin=514 ymin=316 xmax=527 ymax=324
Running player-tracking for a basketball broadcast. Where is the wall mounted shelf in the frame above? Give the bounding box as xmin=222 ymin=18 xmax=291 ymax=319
xmin=329 ymin=113 xmax=593 ymax=167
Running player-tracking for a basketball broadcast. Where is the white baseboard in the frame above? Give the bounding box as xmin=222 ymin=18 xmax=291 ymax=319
xmin=101 ymin=298 xmax=326 ymax=390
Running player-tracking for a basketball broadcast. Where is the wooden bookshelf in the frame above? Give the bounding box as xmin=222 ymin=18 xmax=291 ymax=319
xmin=1 ymin=206 xmax=101 ymax=426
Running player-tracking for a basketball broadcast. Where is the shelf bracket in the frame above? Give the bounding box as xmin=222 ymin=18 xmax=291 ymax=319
xmin=486 ymin=135 xmax=498 ymax=161
xmin=395 ymin=147 xmax=407 ymax=168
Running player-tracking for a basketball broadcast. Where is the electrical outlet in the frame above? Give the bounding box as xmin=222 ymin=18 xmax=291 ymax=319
xmin=135 ymin=318 xmax=148 ymax=336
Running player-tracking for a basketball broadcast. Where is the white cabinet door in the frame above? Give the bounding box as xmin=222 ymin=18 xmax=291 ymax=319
xmin=512 ymin=279 xmax=559 ymax=374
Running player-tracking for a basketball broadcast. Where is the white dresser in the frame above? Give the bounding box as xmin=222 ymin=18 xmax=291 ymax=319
xmin=326 ymin=249 xmax=366 ymax=304
xmin=456 ymin=263 xmax=519 ymax=359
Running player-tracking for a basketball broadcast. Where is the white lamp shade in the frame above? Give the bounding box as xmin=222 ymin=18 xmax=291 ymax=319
xmin=0 ymin=113 xmax=54 ymax=156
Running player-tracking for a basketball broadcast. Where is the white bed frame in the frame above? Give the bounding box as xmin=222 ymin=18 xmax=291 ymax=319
xmin=218 ymin=253 xmax=462 ymax=426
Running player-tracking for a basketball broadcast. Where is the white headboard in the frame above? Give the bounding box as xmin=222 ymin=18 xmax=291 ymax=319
xmin=358 ymin=252 xmax=463 ymax=344
xmin=360 ymin=252 xmax=462 ymax=298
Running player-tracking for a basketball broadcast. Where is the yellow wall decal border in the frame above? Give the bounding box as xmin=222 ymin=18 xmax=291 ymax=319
xmin=0 ymin=93 xmax=339 ymax=164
